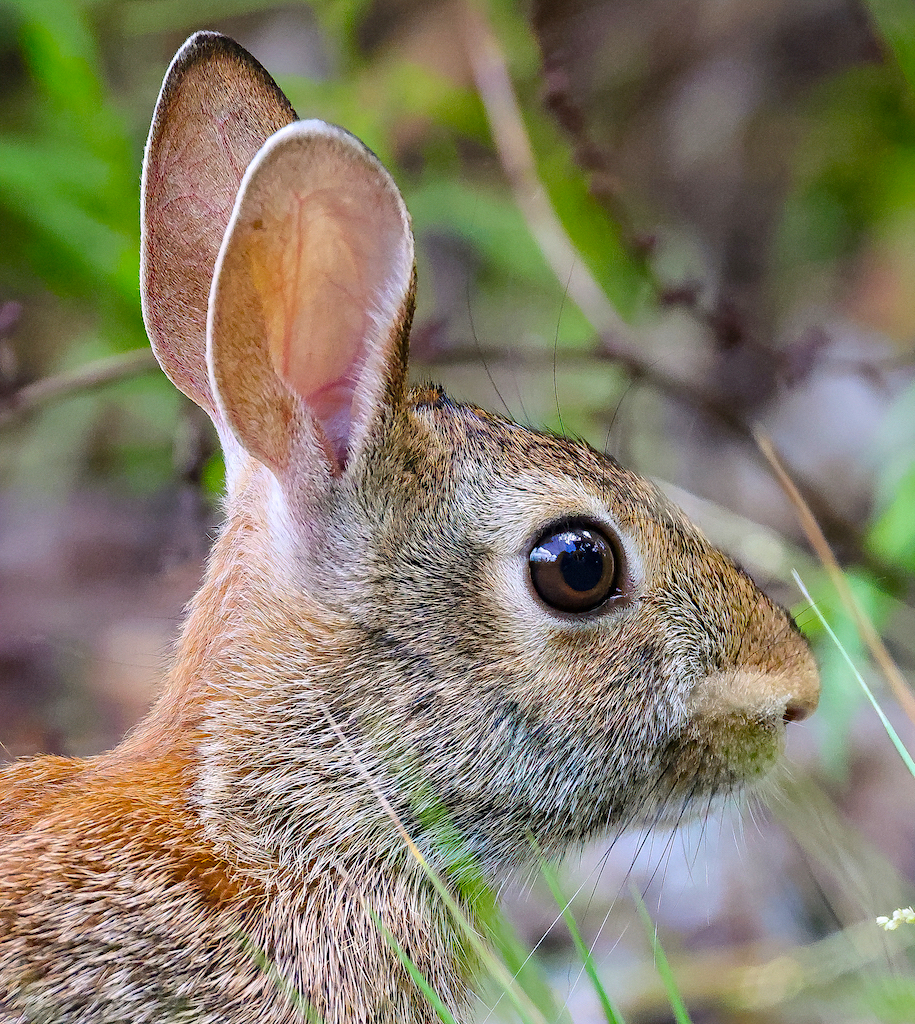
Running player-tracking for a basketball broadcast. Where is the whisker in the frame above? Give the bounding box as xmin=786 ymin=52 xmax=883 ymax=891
xmin=466 ymin=279 xmax=513 ymax=420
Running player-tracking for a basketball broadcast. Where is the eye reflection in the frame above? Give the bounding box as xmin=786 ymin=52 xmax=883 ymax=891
xmin=529 ymin=523 xmax=621 ymax=613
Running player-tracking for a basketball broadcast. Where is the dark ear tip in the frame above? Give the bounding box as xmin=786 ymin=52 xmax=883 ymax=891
xmin=184 ymin=29 xmax=227 ymax=45
xmin=165 ymin=33 xmax=232 ymax=76
xmin=167 ymin=32 xmax=251 ymax=78
xmin=177 ymin=31 xmax=250 ymax=63
xmin=160 ymin=32 xmax=296 ymax=121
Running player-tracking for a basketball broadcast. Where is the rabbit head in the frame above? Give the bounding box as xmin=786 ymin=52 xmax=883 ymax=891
xmin=139 ymin=33 xmax=818 ymax=876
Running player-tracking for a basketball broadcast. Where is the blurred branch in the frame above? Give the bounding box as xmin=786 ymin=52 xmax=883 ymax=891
xmin=757 ymin=429 xmax=915 ymax=725
xmin=0 ymin=348 xmax=158 ymax=427
xmin=459 ymin=3 xmax=911 ymax=593
xmin=460 ymin=2 xmax=636 ymax=345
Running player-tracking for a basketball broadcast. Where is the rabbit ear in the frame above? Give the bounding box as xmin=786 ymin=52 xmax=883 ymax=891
xmin=207 ymin=120 xmax=415 ymax=482
xmin=140 ymin=32 xmax=296 ymax=420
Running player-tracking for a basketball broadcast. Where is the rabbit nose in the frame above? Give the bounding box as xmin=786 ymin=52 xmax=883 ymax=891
xmin=781 ymin=656 xmax=820 ymax=723
xmin=783 ymin=697 xmax=815 ymax=723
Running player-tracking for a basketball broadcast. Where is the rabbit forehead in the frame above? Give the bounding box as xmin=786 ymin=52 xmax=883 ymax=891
xmin=412 ymin=396 xmax=665 ymax=512
xmin=401 ymin=398 xmax=705 ymax=577
xmin=478 ymin=466 xmax=668 ymax=541
xmin=447 ymin=424 xmax=694 ymax=568
xmin=476 ymin=470 xmax=647 ymax=585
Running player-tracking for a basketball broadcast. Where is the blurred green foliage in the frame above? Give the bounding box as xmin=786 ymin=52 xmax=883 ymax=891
xmin=865 ymin=0 xmax=915 ymax=95
xmin=1 ymin=1 xmax=915 ymax=1018
xmin=1 ymin=0 xmax=139 ymax=315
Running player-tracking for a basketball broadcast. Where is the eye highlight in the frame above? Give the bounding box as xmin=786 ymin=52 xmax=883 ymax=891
xmin=528 ymin=521 xmax=623 ymax=614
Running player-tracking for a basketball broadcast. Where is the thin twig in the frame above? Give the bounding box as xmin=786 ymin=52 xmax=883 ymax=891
xmin=756 ymin=428 xmax=915 ymax=728
xmin=0 ymin=348 xmax=159 ymax=427
xmin=461 ymin=2 xmax=636 ymax=347
xmin=458 ymin=6 xmax=910 ymax=591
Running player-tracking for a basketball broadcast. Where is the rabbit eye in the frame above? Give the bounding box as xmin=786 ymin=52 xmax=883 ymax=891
xmin=528 ymin=522 xmax=622 ymax=614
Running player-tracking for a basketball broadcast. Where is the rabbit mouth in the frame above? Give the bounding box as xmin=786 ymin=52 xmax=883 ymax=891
xmin=665 ymin=665 xmax=805 ymax=793
xmin=612 ymin=661 xmax=808 ymax=807
xmin=624 ymin=717 xmax=787 ymax=830
xmin=676 ymin=714 xmax=786 ymax=788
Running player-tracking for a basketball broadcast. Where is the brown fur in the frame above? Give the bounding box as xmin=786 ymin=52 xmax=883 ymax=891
xmin=0 ymin=32 xmax=818 ymax=1023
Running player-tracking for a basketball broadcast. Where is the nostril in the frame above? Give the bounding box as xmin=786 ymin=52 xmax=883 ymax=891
xmin=783 ymin=699 xmax=813 ymax=724
xmin=781 ymin=656 xmax=820 ymax=724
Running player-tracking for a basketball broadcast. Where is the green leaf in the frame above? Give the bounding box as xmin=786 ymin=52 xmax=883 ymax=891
xmin=0 ymin=139 xmax=133 ymax=290
xmin=532 ymin=119 xmax=652 ymax=321
xmin=870 ymin=464 xmax=915 ymax=573
xmin=864 ymin=0 xmax=915 ymax=97
xmin=408 ymin=177 xmax=560 ymax=290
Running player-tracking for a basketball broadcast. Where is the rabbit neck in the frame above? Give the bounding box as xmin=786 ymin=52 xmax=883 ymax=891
xmin=131 ymin=466 xmax=414 ymax=871
xmin=117 ymin=468 xmax=473 ymax=1020
xmin=249 ymin=863 xmax=472 ymax=1023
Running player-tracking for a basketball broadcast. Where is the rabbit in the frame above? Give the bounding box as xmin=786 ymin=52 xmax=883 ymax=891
xmin=0 ymin=30 xmax=819 ymax=1024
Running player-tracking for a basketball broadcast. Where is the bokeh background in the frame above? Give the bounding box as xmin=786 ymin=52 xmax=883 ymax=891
xmin=2 ymin=1 xmax=915 ymax=1021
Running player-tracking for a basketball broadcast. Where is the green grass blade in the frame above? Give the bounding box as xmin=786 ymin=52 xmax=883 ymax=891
xmin=538 ymin=856 xmax=626 ymax=1024
xmin=631 ymin=891 xmax=693 ymax=1024
xmin=367 ymin=909 xmax=462 ymax=1024
xmin=322 ymin=711 xmax=551 ymax=1024
xmin=794 ymin=572 xmax=915 ymax=779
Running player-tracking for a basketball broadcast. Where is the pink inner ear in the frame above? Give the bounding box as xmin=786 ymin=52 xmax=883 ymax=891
xmin=250 ymin=184 xmax=406 ymax=466
xmin=309 ymin=380 xmax=363 ymax=458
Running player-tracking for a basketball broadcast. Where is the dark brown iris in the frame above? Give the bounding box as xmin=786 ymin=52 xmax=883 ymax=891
xmin=529 ymin=522 xmax=621 ymax=613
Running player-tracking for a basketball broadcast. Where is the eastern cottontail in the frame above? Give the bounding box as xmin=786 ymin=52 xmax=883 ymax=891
xmin=0 ymin=31 xmax=819 ymax=1024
